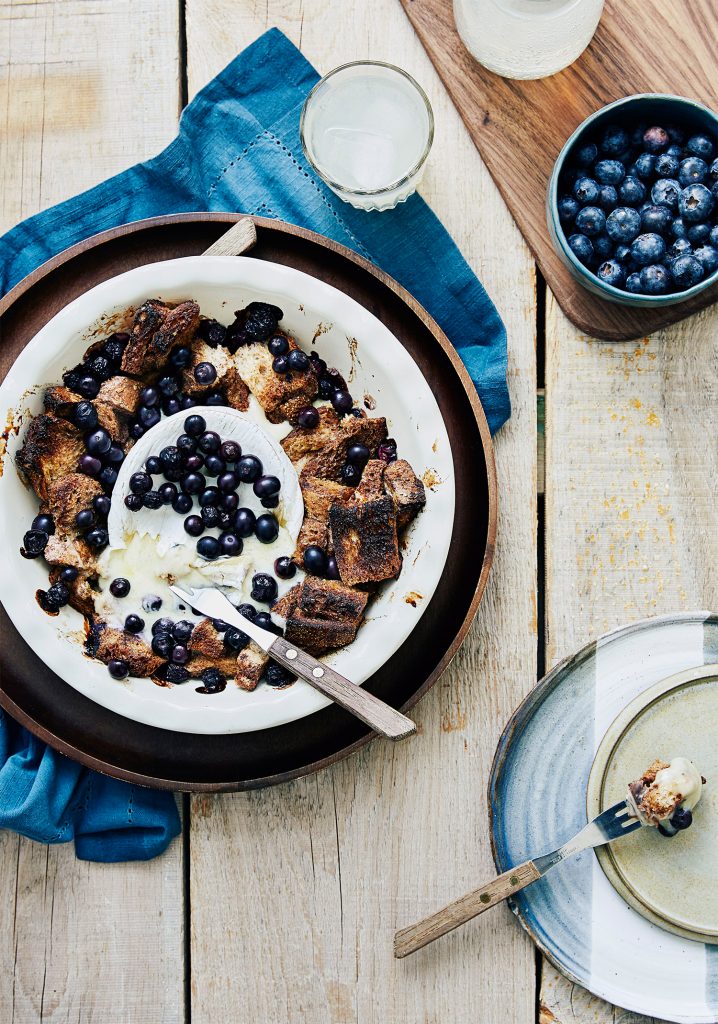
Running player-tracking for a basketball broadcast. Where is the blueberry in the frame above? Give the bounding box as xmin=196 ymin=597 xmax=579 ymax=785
xmin=194 ymin=362 xmax=217 ymax=386
xmin=670 ymin=806 xmax=693 ymax=830
xmin=234 ymin=507 xmax=256 ymax=538
xmin=74 ymin=401 xmax=98 ymax=430
xmin=631 ymin=232 xmax=666 ymax=266
xmin=558 ymin=196 xmax=580 ymax=222
xmin=204 ymin=455 xmax=225 ymax=477
xmin=346 ymin=443 xmax=370 ymax=467
xmin=318 ymin=377 xmax=335 ymax=400
xmin=575 ymin=141 xmax=598 ymax=165
xmin=75 ymin=508 xmax=94 ymax=530
xmin=639 ymin=264 xmax=671 ymax=295
xmin=158 ymin=375 xmax=179 ymax=397
xmin=219 ymin=532 xmax=242 ymax=556
xmin=142 ymin=491 xmax=162 ymax=510
xmin=254 ymin=611 xmax=281 ymax=635
xmin=159 ymin=445 xmax=182 ymax=473
xmin=163 ymin=664 xmax=190 ymax=684
xmin=22 ymin=529 xmax=48 ymax=557
xmin=302 ymin=545 xmax=327 ymax=575
xmin=253 ymin=475 xmax=281 ymax=499
xmin=163 ymin=396 xmax=182 ymax=417
xmin=145 ymin=455 xmax=162 ymax=475
xmin=197 ymin=536 xmax=221 ymax=560
xmin=103 ymin=334 xmax=128 ymax=364
xmin=331 ymin=390 xmax=353 ymax=415
xmin=138 ymin=406 xmax=161 ymax=429
xmin=687 ymin=223 xmax=711 ymax=245
xmin=643 ymin=126 xmax=669 ymax=153
xmin=152 ymin=617 xmax=175 ymax=636
xmin=272 ymin=354 xmax=289 ymax=375
xmin=60 ymin=566 xmax=79 ymax=583
xmin=594 ymin=159 xmax=624 ymax=185
xmin=678 ymin=156 xmax=708 ymax=186
xmin=218 ymin=471 xmax=239 ymax=494
xmin=686 ymin=134 xmax=714 ymax=160
xmin=376 ymin=439 xmax=398 ymax=463
xmin=640 ymin=204 xmax=671 ymax=234
xmin=197 ymin=667 xmax=226 ymax=694
xmin=667 ymin=237 xmax=693 ymax=262
xmin=181 ymin=472 xmax=204 ymax=495
xmin=198 ymin=431 xmax=221 ymax=454
xmin=169 ymin=643 xmax=188 ymax=665
xmin=287 ymin=349 xmax=310 ymax=373
xmin=176 ymin=435 xmax=196 ymax=457
xmin=184 ymin=414 xmax=206 ymax=438
xmin=204 ymin=392 xmax=226 ymax=407
xmin=124 ymin=494 xmax=143 ymax=512
xmin=220 ymin=441 xmax=241 ymax=463
xmin=618 ymin=176 xmax=646 ymax=206
xmin=626 ymin=272 xmax=643 ymax=294
xmin=224 ymin=627 xmax=250 ymax=652
xmin=181 ymin=396 xmax=196 ymax=410
xmin=100 ymin=467 xmax=118 ymax=490
xmin=220 ymin=492 xmax=239 ymax=512
xmin=125 ymin=614 xmax=145 ymax=634
xmin=152 ymin=633 xmax=173 ymax=658
xmin=651 ymin=178 xmax=681 ymax=210
xmin=251 ymin=572 xmax=278 ymax=603
xmin=340 ymin=463 xmax=362 ymax=485
xmin=297 ymin=406 xmax=320 ymax=429
xmin=86 ymin=428 xmax=111 ymax=456
xmin=201 ymin=506 xmax=221 ymax=529
xmin=141 ymin=386 xmax=159 ymax=408
xmin=592 ymin=234 xmax=613 ymax=262
xmin=77 ymin=376 xmax=100 ymax=399
xmin=264 ymin=662 xmax=294 ymax=688
xmin=694 ymin=245 xmax=718 ymax=276
xmin=670 ymin=253 xmax=704 ymax=289
xmin=197 ymin=319 xmax=227 ymax=347
xmin=172 ymin=620 xmax=193 ymax=643
xmin=268 ymin=335 xmax=290 ymax=357
xmin=255 ymin=513 xmax=279 ymax=544
xmin=130 ymin=471 xmax=152 ymax=495
xmin=78 ymin=454 xmax=102 ymax=477
xmin=170 ymin=346 xmax=192 ymax=369
xmin=130 ymin=424 xmax=145 ymax=441
xmin=573 ymin=177 xmax=600 ymax=204
xmin=596 ymin=260 xmax=626 ymax=288
xmin=710 ymin=158 xmax=718 ymax=184
xmin=274 ymin=556 xmax=297 ymax=580
xmin=86 ymin=527 xmax=109 ymax=549
xmin=199 ymin=487 xmax=220 ymax=507
xmin=711 ymin=226 xmax=718 ymax=248
xmin=237 ymin=455 xmax=263 ymax=483
xmin=110 ymin=577 xmax=131 ymax=598
xmin=631 ymin=152 xmax=656 ymax=179
xmin=614 ymin=245 xmax=632 ymax=264
xmin=105 ymin=444 xmax=124 ymax=465
xmin=108 ymin=659 xmax=129 ymax=680
xmin=31 ymin=513 xmax=55 ymax=535
xmin=574 ymin=206 xmax=606 ymax=237
xmin=261 ymin=494 xmax=279 ymax=510
xmin=678 ymin=183 xmax=714 ymax=223
xmin=326 ymin=555 xmax=340 ymax=580
xmin=605 ymin=207 xmax=641 ymax=243
xmin=671 ymin=217 xmax=688 ymax=240
xmin=654 ymin=153 xmax=679 ymax=178
xmin=159 ymin=482 xmax=178 ymax=505
xmin=601 ymin=125 xmax=629 ymax=155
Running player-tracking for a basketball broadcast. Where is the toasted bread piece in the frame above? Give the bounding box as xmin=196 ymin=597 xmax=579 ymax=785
xmin=384 ymin=459 xmax=426 ymax=529
xmin=235 ymin=645 xmax=269 ymax=691
xmin=294 ymin=516 xmax=329 ymax=561
xmin=222 ymin=366 xmax=250 ymax=411
xmin=272 ymin=583 xmax=304 ymax=619
xmin=181 ymin=339 xmax=250 ymax=410
xmin=44 ymin=533 xmax=98 ymax=574
xmin=16 ymin=414 xmax=85 ymax=502
xmin=97 ymin=376 xmax=142 ymax=417
xmin=283 ymin=409 xmax=388 ymax=481
xmin=300 ymin=473 xmax=354 ymax=521
xmin=189 ymin=618 xmax=226 ymax=660
xmin=232 ymin=337 xmax=318 ymax=424
xmin=353 ymin=459 xmax=386 ymax=502
xmin=299 ymin=577 xmax=368 ymax=624
xmin=329 ymin=495 xmax=401 ymax=585
xmin=45 ymin=473 xmax=103 ymax=535
xmin=285 ymin=612 xmax=358 ymax=655
xmin=43 ymin=385 xmax=80 ymax=420
xmin=189 ymin=653 xmax=239 ymax=678
xmin=49 ymin=565 xmax=97 ymax=618
xmin=121 ymin=299 xmax=200 ymax=376
xmin=94 ymin=626 xmax=164 ymax=677
xmin=94 ymin=401 xmax=130 ymax=444
xmin=281 ymin=406 xmax=342 ymax=463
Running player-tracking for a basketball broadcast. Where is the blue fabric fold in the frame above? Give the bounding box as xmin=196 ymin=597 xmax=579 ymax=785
xmin=0 ymin=28 xmax=510 ymax=862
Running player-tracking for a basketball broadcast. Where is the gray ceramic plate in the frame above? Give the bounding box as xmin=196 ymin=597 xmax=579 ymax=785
xmin=490 ymin=613 xmax=718 ymax=1024
xmin=587 ymin=666 xmax=718 ymax=945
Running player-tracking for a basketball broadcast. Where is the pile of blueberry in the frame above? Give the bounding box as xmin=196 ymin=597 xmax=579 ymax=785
xmin=557 ymin=122 xmax=718 ymax=295
xmin=125 ymin=413 xmax=281 ymax=561
xmin=62 ymin=332 xmax=129 ymax=400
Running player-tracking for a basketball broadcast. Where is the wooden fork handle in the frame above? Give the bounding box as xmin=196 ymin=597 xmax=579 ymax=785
xmin=202 ymin=217 xmax=257 ymax=256
xmin=393 ymin=860 xmax=540 ymax=958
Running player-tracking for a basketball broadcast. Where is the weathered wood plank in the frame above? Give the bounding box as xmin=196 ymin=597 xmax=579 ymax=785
xmin=185 ymin=2 xmax=537 ymax=1021
xmin=543 ymin=291 xmax=718 ymax=1021
xmin=0 ymin=2 xmax=185 ymax=1021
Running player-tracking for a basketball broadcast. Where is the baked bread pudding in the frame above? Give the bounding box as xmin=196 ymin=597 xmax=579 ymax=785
xmin=16 ymin=299 xmax=426 ymax=695
xmin=627 ymin=757 xmax=706 ymax=836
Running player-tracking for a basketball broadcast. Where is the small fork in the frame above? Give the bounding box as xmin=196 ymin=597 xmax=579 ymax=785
xmin=394 ymin=799 xmax=641 ymax=958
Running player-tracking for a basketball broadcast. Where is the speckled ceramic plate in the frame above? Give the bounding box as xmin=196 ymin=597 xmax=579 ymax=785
xmin=490 ymin=613 xmax=718 ymax=1024
xmin=587 ymin=666 xmax=718 ymax=945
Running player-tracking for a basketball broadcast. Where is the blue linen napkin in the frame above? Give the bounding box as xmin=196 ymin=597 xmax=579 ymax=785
xmin=0 ymin=28 xmax=510 ymax=863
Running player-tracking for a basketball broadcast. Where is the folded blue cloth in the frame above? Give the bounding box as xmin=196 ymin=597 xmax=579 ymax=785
xmin=0 ymin=28 xmax=510 ymax=862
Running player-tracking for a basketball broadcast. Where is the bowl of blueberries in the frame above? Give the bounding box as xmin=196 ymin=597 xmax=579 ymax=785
xmin=547 ymin=94 xmax=718 ymax=305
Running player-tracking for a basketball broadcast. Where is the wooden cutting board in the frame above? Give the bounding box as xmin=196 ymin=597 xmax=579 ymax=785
xmin=400 ymin=0 xmax=718 ymax=340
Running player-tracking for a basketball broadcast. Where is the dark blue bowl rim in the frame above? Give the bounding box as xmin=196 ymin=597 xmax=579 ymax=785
xmin=548 ymin=92 xmax=718 ymax=305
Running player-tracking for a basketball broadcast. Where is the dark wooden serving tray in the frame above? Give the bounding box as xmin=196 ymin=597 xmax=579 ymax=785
xmin=400 ymin=0 xmax=718 ymax=340
xmin=0 ymin=213 xmax=496 ymax=792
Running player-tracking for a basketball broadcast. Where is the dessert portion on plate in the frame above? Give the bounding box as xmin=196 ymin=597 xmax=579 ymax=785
xmin=627 ymin=756 xmax=706 ymax=836
xmin=15 ymin=298 xmax=426 ymax=695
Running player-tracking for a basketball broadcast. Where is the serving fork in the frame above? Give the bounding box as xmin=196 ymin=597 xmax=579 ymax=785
xmin=169 ymin=584 xmax=416 ymax=740
xmin=394 ymin=798 xmax=642 ymax=957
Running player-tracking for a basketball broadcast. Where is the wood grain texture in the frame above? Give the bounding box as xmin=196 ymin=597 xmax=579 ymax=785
xmin=0 ymin=2 xmax=185 ymax=1021
xmin=186 ymin=1 xmax=537 ymax=1021
xmin=394 ymin=860 xmax=541 ymax=958
xmin=543 ymin=285 xmax=718 ymax=1016
xmin=399 ymin=0 xmax=718 ymax=342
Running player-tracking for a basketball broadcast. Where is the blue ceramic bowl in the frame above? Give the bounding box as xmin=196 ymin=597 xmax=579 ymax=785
xmin=547 ymin=93 xmax=718 ymax=307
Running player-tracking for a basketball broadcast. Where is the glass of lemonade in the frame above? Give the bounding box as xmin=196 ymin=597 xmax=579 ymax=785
xmin=300 ymin=61 xmax=434 ymax=212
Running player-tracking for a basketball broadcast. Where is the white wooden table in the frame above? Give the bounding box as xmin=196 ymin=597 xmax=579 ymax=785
xmin=2 ymin=2 xmax=710 ymax=1021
